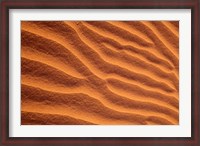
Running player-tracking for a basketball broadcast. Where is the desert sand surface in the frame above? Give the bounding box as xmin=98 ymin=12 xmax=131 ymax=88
xmin=21 ymin=21 xmax=179 ymax=125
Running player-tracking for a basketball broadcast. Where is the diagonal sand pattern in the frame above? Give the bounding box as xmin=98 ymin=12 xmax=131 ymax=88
xmin=21 ymin=21 xmax=179 ymax=125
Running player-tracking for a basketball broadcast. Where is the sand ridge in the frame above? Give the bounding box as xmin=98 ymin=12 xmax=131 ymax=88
xmin=21 ymin=21 xmax=179 ymax=125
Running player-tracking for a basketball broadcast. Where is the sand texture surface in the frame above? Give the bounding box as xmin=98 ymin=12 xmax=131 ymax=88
xmin=21 ymin=21 xmax=179 ymax=125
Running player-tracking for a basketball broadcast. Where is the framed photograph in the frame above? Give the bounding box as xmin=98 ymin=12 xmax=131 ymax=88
xmin=1 ymin=0 xmax=199 ymax=145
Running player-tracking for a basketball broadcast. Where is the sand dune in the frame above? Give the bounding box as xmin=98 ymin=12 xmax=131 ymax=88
xmin=21 ymin=21 xmax=179 ymax=125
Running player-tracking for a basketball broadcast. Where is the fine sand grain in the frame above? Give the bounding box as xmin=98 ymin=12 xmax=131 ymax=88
xmin=21 ymin=21 xmax=179 ymax=125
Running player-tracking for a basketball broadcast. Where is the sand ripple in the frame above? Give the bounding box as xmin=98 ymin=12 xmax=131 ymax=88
xmin=21 ymin=21 xmax=179 ymax=125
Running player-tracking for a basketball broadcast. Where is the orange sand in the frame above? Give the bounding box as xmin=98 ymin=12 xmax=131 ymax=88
xmin=21 ymin=21 xmax=179 ymax=125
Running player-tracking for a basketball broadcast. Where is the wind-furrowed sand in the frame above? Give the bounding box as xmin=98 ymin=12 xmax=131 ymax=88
xmin=21 ymin=21 xmax=179 ymax=125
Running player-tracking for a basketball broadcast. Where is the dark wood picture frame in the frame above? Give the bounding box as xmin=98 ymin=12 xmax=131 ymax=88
xmin=1 ymin=0 xmax=199 ymax=145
